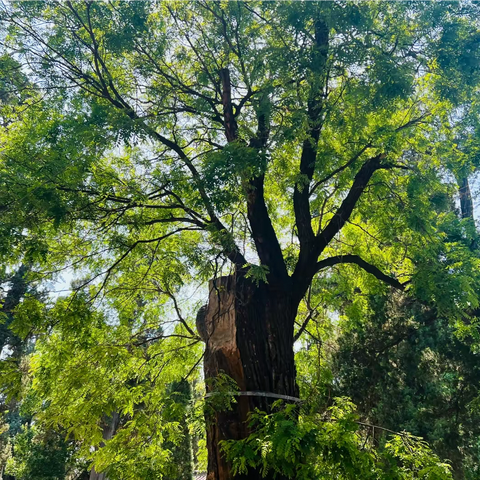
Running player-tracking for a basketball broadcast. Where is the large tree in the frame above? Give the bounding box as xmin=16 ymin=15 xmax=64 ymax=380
xmin=1 ymin=2 xmax=480 ymax=479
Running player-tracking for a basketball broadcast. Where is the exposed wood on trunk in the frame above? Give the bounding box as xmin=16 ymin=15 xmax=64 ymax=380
xmin=203 ymin=275 xmax=297 ymax=480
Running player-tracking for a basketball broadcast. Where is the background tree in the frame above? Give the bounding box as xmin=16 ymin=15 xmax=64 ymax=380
xmin=332 ymin=292 xmax=480 ymax=480
xmin=0 ymin=268 xmax=90 ymax=480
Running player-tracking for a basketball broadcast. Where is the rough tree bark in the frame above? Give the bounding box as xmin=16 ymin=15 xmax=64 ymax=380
xmin=202 ymin=274 xmax=298 ymax=480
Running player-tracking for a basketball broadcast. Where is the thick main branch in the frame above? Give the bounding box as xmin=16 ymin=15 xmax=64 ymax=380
xmin=293 ymin=153 xmax=388 ymax=299
xmin=220 ymin=67 xmax=288 ymax=283
xmin=315 ymin=254 xmax=405 ymax=291
xmin=293 ymin=19 xmax=329 ymax=249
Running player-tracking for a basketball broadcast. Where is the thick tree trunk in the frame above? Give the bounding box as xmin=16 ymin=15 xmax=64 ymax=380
xmin=202 ymin=274 xmax=298 ymax=480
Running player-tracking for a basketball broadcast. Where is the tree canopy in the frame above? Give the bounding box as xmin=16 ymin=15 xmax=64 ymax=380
xmin=1 ymin=1 xmax=480 ymax=479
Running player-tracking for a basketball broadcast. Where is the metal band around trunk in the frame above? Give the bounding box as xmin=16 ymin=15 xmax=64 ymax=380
xmin=205 ymin=391 xmax=302 ymax=403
